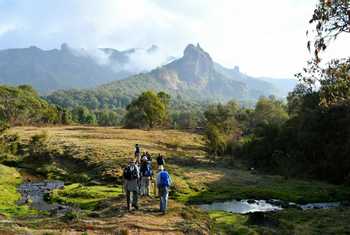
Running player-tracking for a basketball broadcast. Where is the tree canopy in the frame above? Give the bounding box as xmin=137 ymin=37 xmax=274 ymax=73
xmin=308 ymin=0 xmax=350 ymax=60
xmin=124 ymin=91 xmax=170 ymax=129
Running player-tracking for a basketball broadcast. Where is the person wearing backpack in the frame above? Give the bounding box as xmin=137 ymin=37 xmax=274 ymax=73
xmin=156 ymin=154 xmax=165 ymax=171
xmin=123 ymin=159 xmax=140 ymax=211
xmin=156 ymin=168 xmax=172 ymax=214
xmin=140 ymin=157 xmax=153 ymax=196
xmin=134 ymin=144 xmax=141 ymax=163
xmin=145 ymin=152 xmax=152 ymax=161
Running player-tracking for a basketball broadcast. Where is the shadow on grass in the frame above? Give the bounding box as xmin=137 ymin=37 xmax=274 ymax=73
xmin=185 ymin=168 xmax=350 ymax=205
xmin=64 ymin=127 xmax=98 ymax=132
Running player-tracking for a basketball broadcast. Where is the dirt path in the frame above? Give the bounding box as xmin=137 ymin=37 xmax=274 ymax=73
xmin=0 ymin=197 xmax=210 ymax=235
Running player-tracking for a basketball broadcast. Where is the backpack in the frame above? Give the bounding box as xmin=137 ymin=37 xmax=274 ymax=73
xmin=140 ymin=161 xmax=152 ymax=177
xmin=123 ymin=165 xmax=138 ymax=180
xmin=157 ymin=156 xmax=165 ymax=165
xmin=144 ymin=163 xmax=153 ymax=177
xmin=135 ymin=146 xmax=140 ymax=155
xmin=159 ymin=171 xmax=171 ymax=187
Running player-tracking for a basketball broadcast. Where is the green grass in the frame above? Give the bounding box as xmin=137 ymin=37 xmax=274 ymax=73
xmin=50 ymin=183 xmax=123 ymax=210
xmin=0 ymin=164 xmax=37 ymax=218
xmin=209 ymin=208 xmax=350 ymax=235
xmin=5 ymin=126 xmax=350 ymax=234
xmin=255 ymin=208 xmax=350 ymax=234
xmin=174 ymin=167 xmax=350 ymax=204
xmin=209 ymin=211 xmax=257 ymax=235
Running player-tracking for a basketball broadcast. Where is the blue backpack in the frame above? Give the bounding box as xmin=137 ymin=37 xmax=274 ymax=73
xmin=159 ymin=171 xmax=171 ymax=187
xmin=143 ymin=162 xmax=153 ymax=177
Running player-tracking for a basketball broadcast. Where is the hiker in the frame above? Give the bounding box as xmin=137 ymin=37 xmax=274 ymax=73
xmin=156 ymin=167 xmax=172 ymax=214
xmin=145 ymin=151 xmax=152 ymax=161
xmin=123 ymin=159 xmax=140 ymax=211
xmin=156 ymin=154 xmax=165 ymax=170
xmin=134 ymin=144 xmax=141 ymax=163
xmin=141 ymin=152 xmax=146 ymax=161
xmin=140 ymin=156 xmax=153 ymax=196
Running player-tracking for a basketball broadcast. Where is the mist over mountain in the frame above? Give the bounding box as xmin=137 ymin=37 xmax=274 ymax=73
xmin=0 ymin=43 xmax=170 ymax=94
xmin=0 ymin=42 xmax=296 ymax=102
xmin=97 ymin=44 xmax=292 ymax=101
xmin=47 ymin=44 xmax=297 ymax=110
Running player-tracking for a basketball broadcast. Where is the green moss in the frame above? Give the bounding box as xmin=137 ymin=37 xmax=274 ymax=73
xmin=50 ymin=183 xmax=122 ymax=210
xmin=209 ymin=211 xmax=258 ymax=235
xmin=0 ymin=164 xmax=37 ymax=217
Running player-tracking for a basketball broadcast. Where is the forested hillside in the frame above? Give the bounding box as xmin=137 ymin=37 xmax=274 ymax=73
xmin=0 ymin=44 xmax=159 ymax=94
xmin=46 ymin=44 xmax=296 ymax=113
xmin=0 ymin=85 xmax=69 ymax=125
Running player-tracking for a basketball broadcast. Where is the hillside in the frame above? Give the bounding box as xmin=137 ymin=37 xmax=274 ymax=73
xmin=47 ymin=44 xmax=297 ymax=110
xmin=0 ymin=42 xmax=297 ymax=103
xmin=99 ymin=44 xmax=284 ymax=102
xmin=0 ymin=44 xmax=158 ymax=94
xmin=0 ymin=85 xmax=65 ymax=125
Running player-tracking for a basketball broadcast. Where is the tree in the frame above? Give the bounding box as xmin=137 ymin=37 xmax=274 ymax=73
xmin=252 ymin=96 xmax=288 ymax=128
xmin=308 ymin=0 xmax=350 ymax=60
xmin=124 ymin=91 xmax=169 ymax=129
xmin=319 ymin=58 xmax=350 ymax=106
xmin=0 ymin=85 xmax=62 ymax=125
xmin=157 ymin=91 xmax=171 ymax=108
xmin=203 ymin=102 xmax=241 ymax=157
xmin=205 ymin=124 xmax=226 ymax=159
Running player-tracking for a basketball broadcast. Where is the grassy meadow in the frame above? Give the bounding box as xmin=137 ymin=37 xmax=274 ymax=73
xmin=0 ymin=125 xmax=349 ymax=234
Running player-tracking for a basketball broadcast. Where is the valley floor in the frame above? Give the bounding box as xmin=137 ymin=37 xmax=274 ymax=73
xmin=1 ymin=126 xmax=350 ymax=234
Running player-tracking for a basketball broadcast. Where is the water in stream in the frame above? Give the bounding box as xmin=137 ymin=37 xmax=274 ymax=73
xmin=199 ymin=199 xmax=341 ymax=214
xmin=17 ymin=181 xmax=69 ymax=212
xmin=199 ymin=200 xmax=282 ymax=214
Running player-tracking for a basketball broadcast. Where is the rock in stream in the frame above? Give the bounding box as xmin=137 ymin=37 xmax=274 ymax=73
xmin=17 ymin=181 xmax=70 ymax=213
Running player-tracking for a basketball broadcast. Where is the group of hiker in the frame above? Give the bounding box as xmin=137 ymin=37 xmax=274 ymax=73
xmin=123 ymin=144 xmax=171 ymax=214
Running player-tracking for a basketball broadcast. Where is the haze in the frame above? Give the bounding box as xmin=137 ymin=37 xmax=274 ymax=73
xmin=0 ymin=0 xmax=349 ymax=78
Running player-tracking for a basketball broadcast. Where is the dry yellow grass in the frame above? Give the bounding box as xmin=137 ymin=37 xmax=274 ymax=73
xmin=10 ymin=126 xmax=206 ymax=161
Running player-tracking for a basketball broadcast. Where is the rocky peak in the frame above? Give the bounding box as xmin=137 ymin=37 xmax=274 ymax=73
xmin=174 ymin=43 xmax=214 ymax=83
xmin=183 ymin=43 xmax=212 ymax=62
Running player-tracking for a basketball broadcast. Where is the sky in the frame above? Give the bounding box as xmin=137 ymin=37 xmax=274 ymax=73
xmin=0 ymin=0 xmax=349 ymax=78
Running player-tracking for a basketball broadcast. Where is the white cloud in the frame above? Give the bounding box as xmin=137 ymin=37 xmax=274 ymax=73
xmin=0 ymin=24 xmax=16 ymax=35
xmin=0 ymin=0 xmax=348 ymax=78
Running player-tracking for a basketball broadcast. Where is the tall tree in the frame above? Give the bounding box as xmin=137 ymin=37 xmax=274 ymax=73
xmin=124 ymin=91 xmax=169 ymax=129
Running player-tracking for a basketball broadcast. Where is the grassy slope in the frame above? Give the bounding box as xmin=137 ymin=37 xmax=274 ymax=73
xmin=4 ymin=126 xmax=350 ymax=234
xmin=0 ymin=164 xmax=36 ymax=217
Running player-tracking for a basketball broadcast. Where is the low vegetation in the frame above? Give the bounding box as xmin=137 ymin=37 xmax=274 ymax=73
xmin=0 ymin=125 xmax=349 ymax=234
xmin=50 ymin=183 xmax=123 ymax=210
xmin=0 ymin=164 xmax=36 ymax=217
xmin=210 ymin=208 xmax=350 ymax=235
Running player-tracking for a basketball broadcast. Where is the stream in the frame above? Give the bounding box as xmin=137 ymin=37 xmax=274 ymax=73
xmin=17 ymin=181 xmax=70 ymax=213
xmin=199 ymin=199 xmax=341 ymax=214
xmin=17 ymin=180 xmax=342 ymax=216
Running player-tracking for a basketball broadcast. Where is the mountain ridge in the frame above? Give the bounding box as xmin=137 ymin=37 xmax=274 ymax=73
xmin=0 ymin=43 xmax=297 ymax=103
xmin=95 ymin=43 xmax=294 ymax=103
xmin=0 ymin=43 xmax=162 ymax=94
